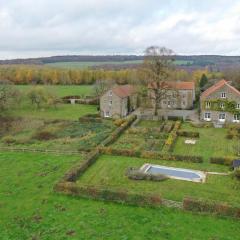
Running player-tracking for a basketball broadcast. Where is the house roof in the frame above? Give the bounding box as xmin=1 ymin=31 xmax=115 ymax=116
xmin=233 ymin=160 xmax=240 ymax=168
xmin=201 ymin=79 xmax=240 ymax=98
xmin=112 ymin=85 xmax=136 ymax=98
xmin=148 ymin=81 xmax=195 ymax=90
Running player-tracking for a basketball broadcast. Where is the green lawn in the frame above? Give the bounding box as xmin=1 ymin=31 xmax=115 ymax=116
xmin=77 ymin=155 xmax=240 ymax=206
xmin=0 ymin=151 xmax=239 ymax=240
xmin=10 ymin=104 xmax=97 ymax=120
xmin=16 ymin=84 xmax=94 ymax=97
xmin=173 ymin=123 xmax=238 ymax=160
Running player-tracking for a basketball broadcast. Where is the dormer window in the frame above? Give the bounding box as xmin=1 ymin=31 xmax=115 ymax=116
xmin=237 ymin=103 xmax=240 ymax=109
xmin=221 ymin=92 xmax=226 ymax=98
xmin=220 ymin=102 xmax=225 ymax=109
xmin=205 ymin=101 xmax=211 ymax=109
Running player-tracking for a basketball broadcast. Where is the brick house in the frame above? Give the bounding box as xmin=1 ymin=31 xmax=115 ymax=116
xmin=100 ymin=85 xmax=137 ymax=118
xmin=200 ymin=79 xmax=240 ymax=123
xmin=148 ymin=81 xmax=195 ymax=110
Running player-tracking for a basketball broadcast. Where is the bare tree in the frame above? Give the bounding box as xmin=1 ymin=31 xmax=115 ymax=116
xmin=93 ymin=79 xmax=115 ymax=98
xmin=140 ymin=46 xmax=176 ymax=116
xmin=0 ymin=80 xmax=21 ymax=113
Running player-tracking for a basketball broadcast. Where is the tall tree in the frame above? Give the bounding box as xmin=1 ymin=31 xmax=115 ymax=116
xmin=140 ymin=46 xmax=176 ymax=116
xmin=199 ymin=73 xmax=208 ymax=89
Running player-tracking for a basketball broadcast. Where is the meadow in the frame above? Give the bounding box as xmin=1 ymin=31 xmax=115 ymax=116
xmin=16 ymin=84 xmax=94 ymax=97
xmin=0 ymin=151 xmax=239 ymax=240
xmin=45 ymin=60 xmax=193 ymax=69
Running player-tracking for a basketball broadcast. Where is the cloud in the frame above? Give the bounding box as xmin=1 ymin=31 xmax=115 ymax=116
xmin=0 ymin=0 xmax=240 ymax=59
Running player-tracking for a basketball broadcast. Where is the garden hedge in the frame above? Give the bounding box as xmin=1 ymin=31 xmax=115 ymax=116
xmin=183 ymin=197 xmax=240 ymax=219
xmin=63 ymin=149 xmax=100 ymax=182
xmin=177 ymin=131 xmax=200 ymax=138
xmin=210 ymin=157 xmax=235 ymax=166
xmin=99 ymin=147 xmax=203 ymax=163
xmin=55 ymin=182 xmax=162 ymax=207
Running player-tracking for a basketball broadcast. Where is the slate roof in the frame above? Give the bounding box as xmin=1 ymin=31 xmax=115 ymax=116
xmin=201 ymin=79 xmax=240 ymax=98
xmin=148 ymin=81 xmax=195 ymax=90
xmin=112 ymin=85 xmax=136 ymax=98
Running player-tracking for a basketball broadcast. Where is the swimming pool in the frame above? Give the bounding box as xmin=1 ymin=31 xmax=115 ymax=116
xmin=141 ymin=164 xmax=206 ymax=183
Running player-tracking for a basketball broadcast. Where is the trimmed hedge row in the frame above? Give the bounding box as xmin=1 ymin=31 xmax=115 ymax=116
xmin=177 ymin=130 xmax=200 ymax=138
xmin=210 ymin=157 xmax=235 ymax=166
xmin=183 ymin=197 xmax=240 ymax=219
xmin=100 ymin=115 xmax=137 ymax=147
xmin=162 ymin=121 xmax=181 ymax=152
xmin=99 ymin=147 xmax=203 ymax=163
xmin=63 ymin=149 xmax=100 ymax=182
xmin=54 ymin=182 xmax=162 ymax=207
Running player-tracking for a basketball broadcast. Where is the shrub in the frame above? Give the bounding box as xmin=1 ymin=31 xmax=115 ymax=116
xmin=2 ymin=135 xmax=16 ymax=145
xmin=233 ymin=168 xmax=240 ymax=180
xmin=210 ymin=157 xmax=234 ymax=166
xmin=33 ymin=130 xmax=56 ymax=140
xmin=177 ymin=131 xmax=200 ymax=138
xmin=114 ymin=119 xmax=126 ymax=127
xmin=183 ymin=197 xmax=240 ymax=218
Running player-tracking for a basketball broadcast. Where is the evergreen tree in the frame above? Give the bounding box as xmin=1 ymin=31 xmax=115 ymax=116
xmin=199 ymin=74 xmax=208 ymax=88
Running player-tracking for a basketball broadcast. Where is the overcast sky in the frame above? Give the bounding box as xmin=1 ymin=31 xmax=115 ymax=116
xmin=0 ymin=0 xmax=240 ymax=59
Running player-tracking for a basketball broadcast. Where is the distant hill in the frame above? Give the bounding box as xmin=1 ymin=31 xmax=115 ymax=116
xmin=1 ymin=55 xmax=240 ymax=71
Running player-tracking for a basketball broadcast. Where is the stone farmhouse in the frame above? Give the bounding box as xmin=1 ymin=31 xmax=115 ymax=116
xmin=148 ymin=81 xmax=195 ymax=110
xmin=100 ymin=85 xmax=137 ymax=118
xmin=200 ymin=79 xmax=240 ymax=124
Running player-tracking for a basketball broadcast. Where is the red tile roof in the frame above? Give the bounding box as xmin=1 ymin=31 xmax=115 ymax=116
xmin=201 ymin=79 xmax=240 ymax=98
xmin=148 ymin=81 xmax=195 ymax=90
xmin=112 ymin=85 xmax=136 ymax=98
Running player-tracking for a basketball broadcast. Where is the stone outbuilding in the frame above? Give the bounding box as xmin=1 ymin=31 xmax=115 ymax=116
xmin=100 ymin=85 xmax=137 ymax=118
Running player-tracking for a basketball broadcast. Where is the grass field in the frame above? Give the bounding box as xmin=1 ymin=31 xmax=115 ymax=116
xmin=10 ymin=103 xmax=98 ymax=120
xmin=173 ymin=123 xmax=238 ymax=160
xmin=45 ymin=60 xmax=193 ymax=69
xmin=16 ymin=84 xmax=94 ymax=97
xmin=77 ymin=155 xmax=240 ymax=206
xmin=0 ymin=151 xmax=239 ymax=240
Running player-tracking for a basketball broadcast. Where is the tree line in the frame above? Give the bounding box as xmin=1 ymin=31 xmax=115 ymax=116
xmin=0 ymin=64 xmax=228 ymax=87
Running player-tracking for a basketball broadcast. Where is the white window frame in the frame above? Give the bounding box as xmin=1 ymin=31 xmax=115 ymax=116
xmin=220 ymin=102 xmax=225 ymax=109
xmin=221 ymin=92 xmax=226 ymax=98
xmin=205 ymin=101 xmax=211 ymax=109
xmin=204 ymin=112 xmax=211 ymax=121
xmin=109 ymin=91 xmax=112 ymax=97
xmin=219 ymin=113 xmax=226 ymax=122
xmin=236 ymin=103 xmax=240 ymax=110
xmin=104 ymin=111 xmax=110 ymax=118
xmin=109 ymin=100 xmax=112 ymax=106
xmin=233 ymin=114 xmax=240 ymax=123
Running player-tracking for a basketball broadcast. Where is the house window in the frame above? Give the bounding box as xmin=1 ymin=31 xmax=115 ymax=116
xmin=221 ymin=92 xmax=226 ymax=98
xmin=204 ymin=112 xmax=211 ymax=121
xmin=233 ymin=114 xmax=240 ymax=123
xmin=219 ymin=113 xmax=226 ymax=122
xmin=109 ymin=100 xmax=112 ymax=106
xmin=205 ymin=101 xmax=211 ymax=109
xmin=236 ymin=103 xmax=240 ymax=109
xmin=220 ymin=102 xmax=225 ymax=109
xmin=104 ymin=111 xmax=110 ymax=117
xmin=109 ymin=91 xmax=112 ymax=96
xmin=182 ymin=101 xmax=185 ymax=106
